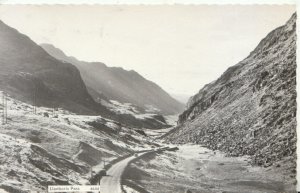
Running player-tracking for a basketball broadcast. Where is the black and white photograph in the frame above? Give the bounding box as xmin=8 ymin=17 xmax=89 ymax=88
xmin=0 ymin=2 xmax=297 ymax=193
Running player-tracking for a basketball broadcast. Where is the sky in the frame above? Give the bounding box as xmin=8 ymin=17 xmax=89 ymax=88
xmin=0 ymin=5 xmax=295 ymax=97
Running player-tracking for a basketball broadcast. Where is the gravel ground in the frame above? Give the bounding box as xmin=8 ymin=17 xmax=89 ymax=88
xmin=123 ymin=144 xmax=296 ymax=193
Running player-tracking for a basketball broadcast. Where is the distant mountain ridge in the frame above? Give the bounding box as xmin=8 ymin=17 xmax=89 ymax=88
xmin=164 ymin=13 xmax=296 ymax=170
xmin=0 ymin=20 xmax=170 ymax=129
xmin=41 ymin=44 xmax=184 ymax=115
xmin=170 ymin=93 xmax=191 ymax=104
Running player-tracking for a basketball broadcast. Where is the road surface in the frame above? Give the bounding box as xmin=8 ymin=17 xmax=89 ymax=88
xmin=100 ymin=152 xmax=147 ymax=193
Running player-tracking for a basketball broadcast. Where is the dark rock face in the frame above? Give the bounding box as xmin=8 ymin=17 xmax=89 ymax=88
xmin=165 ymin=13 xmax=296 ymax=167
xmin=41 ymin=44 xmax=184 ymax=115
xmin=0 ymin=20 xmax=110 ymax=116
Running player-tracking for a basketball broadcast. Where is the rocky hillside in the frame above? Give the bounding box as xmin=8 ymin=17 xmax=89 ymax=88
xmin=0 ymin=20 xmax=111 ymax=116
xmin=165 ymin=13 xmax=296 ymax=169
xmin=41 ymin=44 xmax=184 ymax=115
xmin=0 ymin=96 xmax=159 ymax=192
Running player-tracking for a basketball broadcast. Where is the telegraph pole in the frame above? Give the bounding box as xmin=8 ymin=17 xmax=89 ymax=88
xmin=2 ymin=92 xmax=7 ymax=125
xmin=33 ymin=84 xmax=37 ymax=114
xmin=90 ymin=166 xmax=93 ymax=179
xmin=34 ymin=86 xmax=36 ymax=114
xmin=2 ymin=92 xmax=5 ymax=125
xmin=33 ymin=86 xmax=35 ymax=114
xmin=5 ymin=93 xmax=7 ymax=124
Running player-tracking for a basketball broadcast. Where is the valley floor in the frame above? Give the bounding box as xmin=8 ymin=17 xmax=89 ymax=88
xmin=123 ymin=144 xmax=296 ymax=193
xmin=0 ymin=96 xmax=296 ymax=193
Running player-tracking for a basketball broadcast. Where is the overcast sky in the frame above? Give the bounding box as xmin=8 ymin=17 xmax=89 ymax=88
xmin=0 ymin=5 xmax=295 ymax=96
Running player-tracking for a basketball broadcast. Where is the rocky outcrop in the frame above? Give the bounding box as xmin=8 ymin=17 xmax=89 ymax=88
xmin=165 ymin=13 xmax=296 ymax=168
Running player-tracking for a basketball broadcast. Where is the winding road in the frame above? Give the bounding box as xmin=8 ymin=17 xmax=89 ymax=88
xmin=100 ymin=152 xmax=147 ymax=193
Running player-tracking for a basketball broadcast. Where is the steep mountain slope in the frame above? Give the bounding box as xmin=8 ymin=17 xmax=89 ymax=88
xmin=0 ymin=21 xmax=171 ymax=129
xmin=165 ymin=13 xmax=296 ymax=169
xmin=0 ymin=20 xmax=110 ymax=116
xmin=41 ymin=44 xmax=184 ymax=115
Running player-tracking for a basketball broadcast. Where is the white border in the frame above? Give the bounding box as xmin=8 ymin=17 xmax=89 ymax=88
xmin=0 ymin=0 xmax=298 ymax=191
xmin=0 ymin=0 xmax=297 ymax=5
